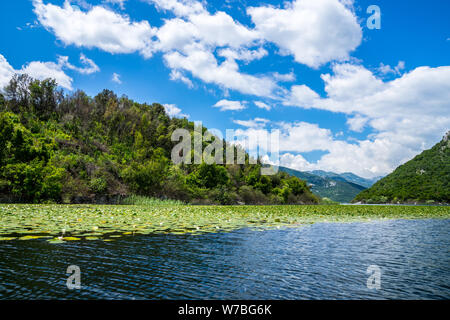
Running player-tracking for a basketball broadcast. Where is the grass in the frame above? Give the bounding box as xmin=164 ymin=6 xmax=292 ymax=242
xmin=121 ymin=195 xmax=184 ymax=206
xmin=0 ymin=204 xmax=449 ymax=243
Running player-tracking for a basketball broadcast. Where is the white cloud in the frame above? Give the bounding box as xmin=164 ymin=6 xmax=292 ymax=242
xmin=218 ymin=47 xmax=268 ymax=63
xmin=254 ymin=101 xmax=271 ymax=110
xmin=233 ymin=120 xmax=422 ymax=178
xmin=169 ymin=69 xmax=193 ymax=88
xmin=233 ymin=118 xmax=269 ymax=128
xmin=213 ymin=99 xmax=246 ymax=111
xmin=247 ymin=0 xmax=362 ymax=68
xmin=272 ymin=71 xmax=296 ymax=82
xmin=152 ymin=3 xmax=259 ymax=51
xmin=112 ymin=72 xmax=122 ymax=84
xmin=36 ymin=0 xmax=367 ymax=98
xmin=346 ymin=115 xmax=368 ymax=132
xmin=148 ymin=1 xmax=279 ymax=96
xmin=188 ymin=11 xmax=259 ymax=48
xmin=1 ymin=53 xmax=103 ymax=91
xmin=147 ymin=0 xmax=205 ymax=17
xmin=164 ymin=44 xmax=277 ymax=96
xmin=32 ymin=0 xmax=273 ymax=96
xmin=0 ymin=55 xmax=15 ymax=90
xmin=280 ymin=63 xmax=450 ymax=177
xmin=285 ymin=84 xmax=320 ymax=108
xmin=378 ymin=61 xmax=405 ymax=75
xmin=21 ymin=60 xmax=73 ymax=90
xmin=104 ymin=0 xmax=127 ymax=10
xmin=59 ymin=53 xmax=100 ymax=75
xmin=0 ymin=53 xmax=73 ymax=90
xmin=31 ymin=0 xmax=364 ymax=98
xmin=164 ymin=103 xmax=189 ymax=118
xmin=33 ymin=0 xmax=156 ymax=58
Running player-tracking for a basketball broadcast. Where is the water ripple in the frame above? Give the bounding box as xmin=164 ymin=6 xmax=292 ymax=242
xmin=0 ymin=219 xmax=449 ymax=299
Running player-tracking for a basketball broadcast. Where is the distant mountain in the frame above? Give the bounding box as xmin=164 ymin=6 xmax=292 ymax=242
xmin=279 ymin=167 xmax=366 ymax=203
xmin=309 ymin=170 xmax=381 ymax=188
xmin=353 ymin=132 xmax=450 ymax=204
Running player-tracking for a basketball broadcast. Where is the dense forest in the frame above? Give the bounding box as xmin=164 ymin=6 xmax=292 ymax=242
xmin=0 ymin=74 xmax=319 ymax=205
xmin=353 ymin=132 xmax=450 ymax=204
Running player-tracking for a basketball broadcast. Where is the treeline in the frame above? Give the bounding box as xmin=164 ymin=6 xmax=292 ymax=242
xmin=353 ymin=132 xmax=450 ymax=204
xmin=0 ymin=74 xmax=319 ymax=205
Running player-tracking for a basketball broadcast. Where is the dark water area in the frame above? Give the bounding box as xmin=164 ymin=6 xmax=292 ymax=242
xmin=0 ymin=219 xmax=449 ymax=299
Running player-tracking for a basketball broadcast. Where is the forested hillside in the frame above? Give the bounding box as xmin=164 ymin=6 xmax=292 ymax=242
xmin=309 ymin=170 xmax=381 ymax=188
xmin=353 ymin=132 xmax=450 ymax=204
xmin=0 ymin=74 xmax=319 ymax=205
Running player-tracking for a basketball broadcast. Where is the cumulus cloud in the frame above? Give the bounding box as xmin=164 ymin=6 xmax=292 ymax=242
xmin=378 ymin=61 xmax=405 ymax=76
xmin=147 ymin=0 xmax=205 ymax=17
xmin=0 ymin=53 xmax=101 ymax=91
xmin=279 ymin=63 xmax=450 ymax=177
xmin=254 ymin=101 xmax=271 ymax=110
xmin=247 ymin=0 xmax=362 ymax=68
xmin=233 ymin=120 xmax=425 ymax=178
xmin=272 ymin=72 xmax=296 ymax=82
xmin=213 ymin=99 xmax=246 ymax=111
xmin=111 ymin=72 xmax=122 ymax=84
xmin=153 ymin=0 xmax=362 ymax=93
xmin=163 ymin=103 xmax=189 ymax=118
xmin=151 ymin=1 xmax=276 ymax=96
xmin=0 ymin=53 xmax=74 ymax=90
xmin=217 ymin=47 xmax=268 ymax=63
xmin=233 ymin=118 xmax=269 ymax=128
xmin=346 ymin=115 xmax=368 ymax=132
xmin=21 ymin=60 xmax=74 ymax=90
xmin=284 ymin=84 xmax=320 ymax=108
xmin=59 ymin=53 xmax=100 ymax=75
xmin=169 ymin=69 xmax=193 ymax=88
xmin=33 ymin=0 xmax=156 ymax=58
xmin=164 ymin=44 xmax=277 ymax=96
xmin=32 ymin=0 xmax=365 ymax=97
xmin=0 ymin=55 xmax=15 ymax=90
xmin=104 ymin=0 xmax=127 ymax=10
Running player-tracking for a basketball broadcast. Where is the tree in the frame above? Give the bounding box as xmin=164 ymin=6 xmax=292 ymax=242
xmin=188 ymin=163 xmax=230 ymax=189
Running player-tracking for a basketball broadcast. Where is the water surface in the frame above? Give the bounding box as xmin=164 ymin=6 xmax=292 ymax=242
xmin=0 ymin=219 xmax=449 ymax=299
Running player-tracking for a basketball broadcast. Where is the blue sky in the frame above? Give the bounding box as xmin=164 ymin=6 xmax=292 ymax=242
xmin=0 ymin=0 xmax=449 ymax=178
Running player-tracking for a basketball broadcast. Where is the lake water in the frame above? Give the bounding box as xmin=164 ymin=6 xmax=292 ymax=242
xmin=0 ymin=219 xmax=449 ymax=299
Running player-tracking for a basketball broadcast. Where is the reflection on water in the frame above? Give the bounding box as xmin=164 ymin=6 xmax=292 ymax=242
xmin=0 ymin=219 xmax=449 ymax=299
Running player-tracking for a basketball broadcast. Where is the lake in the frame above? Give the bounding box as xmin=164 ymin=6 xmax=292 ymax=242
xmin=0 ymin=219 xmax=449 ymax=299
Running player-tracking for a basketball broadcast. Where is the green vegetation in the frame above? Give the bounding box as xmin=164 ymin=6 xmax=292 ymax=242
xmin=319 ymin=197 xmax=340 ymax=205
xmin=353 ymin=132 xmax=450 ymax=204
xmin=0 ymin=204 xmax=448 ymax=242
xmin=121 ymin=195 xmax=184 ymax=206
xmin=279 ymin=167 xmax=366 ymax=203
xmin=0 ymin=74 xmax=318 ymax=205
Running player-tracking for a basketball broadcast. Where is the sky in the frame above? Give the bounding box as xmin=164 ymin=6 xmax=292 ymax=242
xmin=0 ymin=0 xmax=449 ymax=178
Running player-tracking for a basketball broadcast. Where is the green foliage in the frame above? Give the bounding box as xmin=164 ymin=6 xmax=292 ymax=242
xmin=187 ymin=163 xmax=229 ymax=189
xmin=353 ymin=132 xmax=450 ymax=204
xmin=121 ymin=195 xmax=184 ymax=206
xmin=0 ymin=74 xmax=318 ymax=205
xmin=319 ymin=197 xmax=340 ymax=205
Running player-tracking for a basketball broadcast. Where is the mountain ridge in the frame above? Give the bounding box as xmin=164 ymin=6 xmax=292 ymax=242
xmin=279 ymin=166 xmax=367 ymax=203
xmin=308 ymin=170 xmax=381 ymax=188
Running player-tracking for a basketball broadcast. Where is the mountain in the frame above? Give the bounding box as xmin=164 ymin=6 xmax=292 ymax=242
xmin=353 ymin=132 xmax=450 ymax=204
xmin=309 ymin=170 xmax=381 ymax=188
xmin=279 ymin=167 xmax=366 ymax=203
